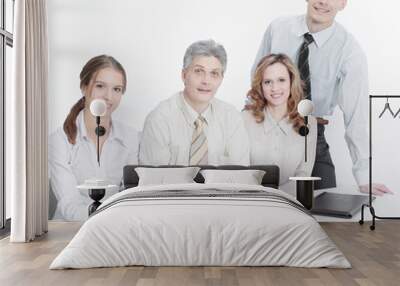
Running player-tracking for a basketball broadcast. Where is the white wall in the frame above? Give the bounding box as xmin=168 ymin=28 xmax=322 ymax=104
xmin=48 ymin=0 xmax=400 ymax=215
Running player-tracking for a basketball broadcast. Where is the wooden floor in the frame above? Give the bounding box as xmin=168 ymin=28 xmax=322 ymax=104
xmin=1 ymin=221 xmax=400 ymax=286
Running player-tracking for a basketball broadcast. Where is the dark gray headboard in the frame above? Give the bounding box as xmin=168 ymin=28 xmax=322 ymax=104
xmin=123 ymin=165 xmax=280 ymax=189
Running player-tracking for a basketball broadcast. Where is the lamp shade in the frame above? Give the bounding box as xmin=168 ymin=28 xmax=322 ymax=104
xmin=89 ymin=99 xmax=107 ymax=117
xmin=297 ymin=99 xmax=314 ymax=117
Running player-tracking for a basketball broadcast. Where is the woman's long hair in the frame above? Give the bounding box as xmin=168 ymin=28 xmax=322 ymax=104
xmin=244 ymin=53 xmax=305 ymax=131
xmin=63 ymin=55 xmax=127 ymax=144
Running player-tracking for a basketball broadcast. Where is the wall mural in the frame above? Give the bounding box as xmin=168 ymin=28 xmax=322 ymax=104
xmin=47 ymin=0 xmax=397 ymax=221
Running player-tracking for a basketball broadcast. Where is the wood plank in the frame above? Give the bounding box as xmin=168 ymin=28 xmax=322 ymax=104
xmin=0 ymin=221 xmax=399 ymax=286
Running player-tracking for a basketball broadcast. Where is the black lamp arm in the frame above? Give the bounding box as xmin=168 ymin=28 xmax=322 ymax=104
xmin=304 ymin=116 xmax=308 ymax=162
xmin=96 ymin=116 xmax=100 ymax=166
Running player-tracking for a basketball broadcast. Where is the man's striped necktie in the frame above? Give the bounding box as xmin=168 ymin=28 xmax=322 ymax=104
xmin=189 ymin=116 xmax=208 ymax=165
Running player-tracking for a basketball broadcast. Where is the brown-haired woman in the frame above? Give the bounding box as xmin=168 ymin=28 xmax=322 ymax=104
xmin=49 ymin=55 xmax=139 ymax=221
xmin=242 ymin=53 xmax=317 ymax=195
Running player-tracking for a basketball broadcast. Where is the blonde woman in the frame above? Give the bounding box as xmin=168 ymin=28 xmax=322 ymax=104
xmin=242 ymin=53 xmax=317 ymax=195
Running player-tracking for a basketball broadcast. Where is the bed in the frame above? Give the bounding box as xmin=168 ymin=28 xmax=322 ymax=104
xmin=50 ymin=165 xmax=350 ymax=269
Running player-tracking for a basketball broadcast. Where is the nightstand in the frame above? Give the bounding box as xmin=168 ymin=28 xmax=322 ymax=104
xmin=289 ymin=176 xmax=321 ymax=210
xmin=77 ymin=183 xmax=118 ymax=216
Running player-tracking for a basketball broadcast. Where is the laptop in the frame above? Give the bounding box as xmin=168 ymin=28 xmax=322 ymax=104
xmin=311 ymin=192 xmax=374 ymax=218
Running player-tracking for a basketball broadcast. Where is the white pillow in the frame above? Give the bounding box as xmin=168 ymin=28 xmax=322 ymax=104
xmin=135 ymin=167 xmax=201 ymax=186
xmin=200 ymin=169 xmax=266 ymax=185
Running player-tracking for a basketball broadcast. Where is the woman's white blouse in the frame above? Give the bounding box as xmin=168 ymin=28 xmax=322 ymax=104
xmin=49 ymin=111 xmax=139 ymax=221
xmin=242 ymin=109 xmax=317 ymax=195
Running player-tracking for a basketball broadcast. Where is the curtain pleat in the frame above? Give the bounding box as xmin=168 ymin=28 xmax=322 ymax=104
xmin=9 ymin=0 xmax=27 ymax=242
xmin=10 ymin=0 xmax=49 ymax=242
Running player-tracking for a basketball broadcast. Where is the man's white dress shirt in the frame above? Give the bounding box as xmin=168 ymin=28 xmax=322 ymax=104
xmin=139 ymin=92 xmax=250 ymax=166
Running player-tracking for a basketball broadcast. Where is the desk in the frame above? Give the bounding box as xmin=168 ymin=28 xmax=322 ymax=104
xmin=312 ymin=187 xmax=398 ymax=222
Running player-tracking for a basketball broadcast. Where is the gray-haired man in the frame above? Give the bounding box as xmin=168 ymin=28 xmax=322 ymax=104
xmin=140 ymin=39 xmax=250 ymax=166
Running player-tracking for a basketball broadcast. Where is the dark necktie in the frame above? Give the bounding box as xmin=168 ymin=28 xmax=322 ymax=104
xmin=297 ymin=33 xmax=314 ymax=99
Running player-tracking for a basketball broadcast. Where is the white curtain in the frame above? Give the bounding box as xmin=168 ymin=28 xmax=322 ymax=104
xmin=8 ymin=0 xmax=49 ymax=242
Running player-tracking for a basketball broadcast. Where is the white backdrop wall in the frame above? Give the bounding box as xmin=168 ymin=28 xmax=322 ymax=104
xmin=48 ymin=0 xmax=400 ymax=215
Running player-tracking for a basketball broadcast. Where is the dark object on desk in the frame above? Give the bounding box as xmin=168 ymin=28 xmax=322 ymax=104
xmin=88 ymin=188 xmax=105 ymax=216
xmin=311 ymin=192 xmax=374 ymax=218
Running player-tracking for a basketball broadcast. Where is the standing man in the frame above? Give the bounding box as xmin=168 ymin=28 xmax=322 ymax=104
xmin=252 ymin=0 xmax=391 ymax=195
xmin=140 ymin=39 xmax=250 ymax=166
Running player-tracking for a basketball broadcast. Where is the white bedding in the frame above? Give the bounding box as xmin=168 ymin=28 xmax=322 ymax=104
xmin=50 ymin=183 xmax=350 ymax=269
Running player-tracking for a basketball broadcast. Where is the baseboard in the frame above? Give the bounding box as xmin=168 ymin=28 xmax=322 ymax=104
xmin=0 ymin=218 xmax=11 ymax=239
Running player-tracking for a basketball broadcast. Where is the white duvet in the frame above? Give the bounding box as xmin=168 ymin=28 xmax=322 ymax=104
xmin=50 ymin=183 xmax=350 ymax=269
